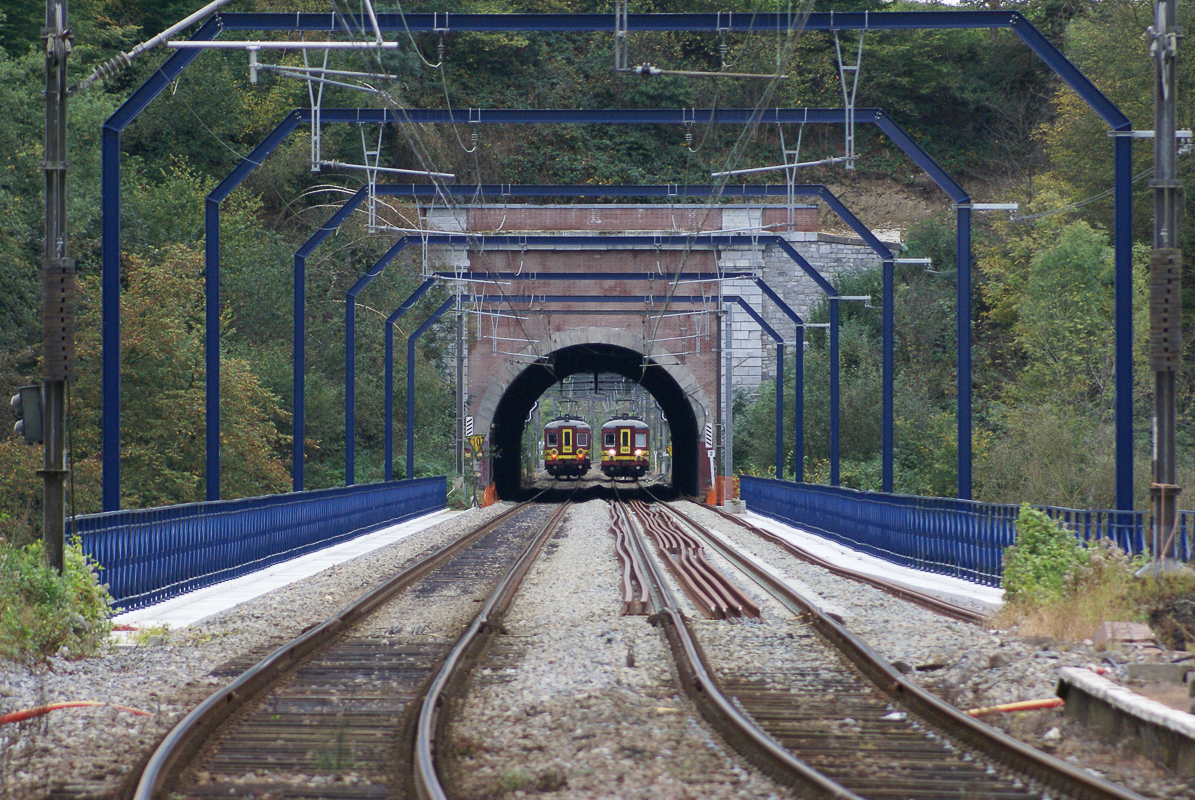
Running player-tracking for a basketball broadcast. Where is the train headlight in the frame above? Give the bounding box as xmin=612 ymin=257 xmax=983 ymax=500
xmin=548 ymin=450 xmax=557 ymax=459
xmin=634 ymin=449 xmax=643 ymax=457
xmin=607 ymin=448 xmax=616 ymax=458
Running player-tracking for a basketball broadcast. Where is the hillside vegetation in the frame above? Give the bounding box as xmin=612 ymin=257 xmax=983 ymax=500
xmin=0 ymin=0 xmax=1192 ymax=540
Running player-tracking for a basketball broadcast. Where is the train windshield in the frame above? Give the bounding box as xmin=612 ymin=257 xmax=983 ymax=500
xmin=635 ymin=431 xmax=647 ymax=448
xmin=546 ymin=432 xmax=557 ymax=447
xmin=578 ymin=432 xmax=588 ymax=447
xmin=604 ymin=432 xmax=615 ymax=447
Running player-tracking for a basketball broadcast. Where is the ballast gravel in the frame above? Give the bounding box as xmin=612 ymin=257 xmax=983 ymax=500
xmin=441 ymin=499 xmax=791 ymax=800
xmin=1 ymin=497 xmax=1192 ymax=800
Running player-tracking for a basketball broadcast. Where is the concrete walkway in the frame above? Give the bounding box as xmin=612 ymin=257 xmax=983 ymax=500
xmin=112 ymin=508 xmax=464 ymax=632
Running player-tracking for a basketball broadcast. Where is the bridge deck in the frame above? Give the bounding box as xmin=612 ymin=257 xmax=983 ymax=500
xmin=110 ymin=508 xmax=463 ymax=634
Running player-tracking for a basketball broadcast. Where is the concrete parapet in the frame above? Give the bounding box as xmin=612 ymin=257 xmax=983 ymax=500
xmin=1057 ymin=666 xmax=1195 ymax=775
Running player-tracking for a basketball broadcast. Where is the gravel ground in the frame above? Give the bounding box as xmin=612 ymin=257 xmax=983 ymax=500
xmin=441 ymin=499 xmax=794 ymax=800
xmin=675 ymin=501 xmax=1195 ymax=800
xmin=1 ymin=497 xmax=1192 ymax=800
xmin=0 ymin=503 xmax=514 ymax=800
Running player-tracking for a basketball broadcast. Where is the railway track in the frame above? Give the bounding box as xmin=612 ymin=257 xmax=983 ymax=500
xmin=611 ymin=492 xmax=1150 ymax=800
xmin=130 ymin=495 xmax=571 ymax=800
xmin=694 ymin=499 xmax=989 ymax=624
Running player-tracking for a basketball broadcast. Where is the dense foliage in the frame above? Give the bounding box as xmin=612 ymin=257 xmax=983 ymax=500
xmin=0 ymin=533 xmax=114 ymax=661
xmin=1002 ymin=506 xmax=1090 ymax=605
xmin=3 ymin=0 xmax=1194 ymax=528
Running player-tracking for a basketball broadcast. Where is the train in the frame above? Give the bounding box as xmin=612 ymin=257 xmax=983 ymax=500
xmin=600 ymin=416 xmax=650 ymax=479
xmin=542 ymin=415 xmax=591 ymax=478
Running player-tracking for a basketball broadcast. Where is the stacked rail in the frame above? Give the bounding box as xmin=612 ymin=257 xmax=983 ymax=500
xmin=609 ymin=501 xmax=651 ymax=615
xmin=625 ymin=499 xmax=760 ymax=619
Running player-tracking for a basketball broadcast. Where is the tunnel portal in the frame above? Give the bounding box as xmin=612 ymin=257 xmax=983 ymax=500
xmin=488 ymin=343 xmax=702 ymax=497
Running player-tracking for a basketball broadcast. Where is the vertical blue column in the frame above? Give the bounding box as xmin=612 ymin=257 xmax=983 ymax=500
xmin=204 ymin=198 xmax=221 ymax=501
xmin=795 ymin=324 xmax=804 ymax=483
xmin=345 ymin=294 xmax=356 ymax=486
xmin=1113 ymin=134 xmax=1134 ymax=515
xmin=829 ymin=299 xmax=840 ymax=486
xmin=384 ymin=322 xmax=394 ymax=481
xmin=101 ymin=127 xmax=122 ymax=511
xmin=383 ymin=276 xmax=435 ymax=481
xmin=882 ymin=257 xmax=894 ymax=493
xmin=293 ymin=253 xmax=306 ymax=491
xmin=99 ymin=17 xmax=220 ymax=511
xmin=406 ymin=334 xmax=416 ymax=480
xmin=956 ymin=208 xmax=972 ymax=500
xmin=407 ymin=297 xmax=456 ymax=480
xmin=775 ymin=344 xmax=784 ymax=480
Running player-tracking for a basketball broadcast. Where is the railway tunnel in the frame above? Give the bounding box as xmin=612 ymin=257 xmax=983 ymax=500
xmin=486 ymin=342 xmax=702 ymax=498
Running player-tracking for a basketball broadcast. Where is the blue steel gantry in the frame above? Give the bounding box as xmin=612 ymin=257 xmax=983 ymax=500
xmin=100 ymin=10 xmax=1132 ymax=513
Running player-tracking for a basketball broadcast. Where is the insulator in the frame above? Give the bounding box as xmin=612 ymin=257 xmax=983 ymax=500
xmin=684 ymin=131 xmax=693 ymax=147
xmin=471 ymin=131 xmax=479 ymax=146
xmin=437 ymin=39 xmax=445 ymax=61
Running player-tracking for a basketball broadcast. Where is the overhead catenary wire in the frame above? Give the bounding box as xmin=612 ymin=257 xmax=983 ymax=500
xmin=264 ymin=3 xmax=820 ymax=406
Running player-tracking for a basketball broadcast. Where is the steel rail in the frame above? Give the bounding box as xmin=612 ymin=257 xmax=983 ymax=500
xmin=413 ymin=498 xmax=573 ymax=800
xmin=658 ymin=501 xmax=1151 ymax=800
xmin=694 ymin=498 xmax=988 ymax=624
xmin=632 ymin=499 xmax=760 ymax=619
xmin=610 ymin=512 xmax=650 ymax=615
xmin=609 ymin=490 xmax=864 ymax=799
xmin=131 ymin=500 xmax=534 ymax=800
xmin=627 ymin=500 xmax=744 ymax=618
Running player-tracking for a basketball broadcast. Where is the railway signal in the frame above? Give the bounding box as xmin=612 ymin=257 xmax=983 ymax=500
xmin=11 ymin=386 xmax=44 ymax=444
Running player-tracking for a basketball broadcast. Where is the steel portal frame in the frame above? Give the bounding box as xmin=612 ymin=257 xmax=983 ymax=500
xmin=100 ymin=10 xmax=1132 ymax=513
xmin=203 ymin=107 xmax=927 ymax=501
xmin=336 ymin=182 xmax=888 ymax=488
xmin=389 ymin=292 xmax=788 ymax=483
xmin=349 ymin=232 xmax=836 ymax=487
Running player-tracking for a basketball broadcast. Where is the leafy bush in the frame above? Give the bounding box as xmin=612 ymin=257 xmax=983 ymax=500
xmin=0 ymin=534 xmax=114 ymax=662
xmin=1001 ymin=505 xmax=1089 ymax=605
xmin=995 ymin=508 xmax=1168 ymax=642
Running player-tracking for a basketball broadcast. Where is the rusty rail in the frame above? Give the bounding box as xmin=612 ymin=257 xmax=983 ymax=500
xmin=131 ymin=500 xmax=537 ymax=800
xmin=654 ymin=497 xmax=1152 ymax=800
xmin=414 ymin=499 xmax=573 ymax=800
xmin=692 ymin=497 xmax=988 ymax=624
xmin=609 ymin=500 xmax=651 ymax=615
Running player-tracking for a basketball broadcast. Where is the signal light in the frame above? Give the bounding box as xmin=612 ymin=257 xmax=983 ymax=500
xmin=11 ymin=385 xmax=44 ymax=444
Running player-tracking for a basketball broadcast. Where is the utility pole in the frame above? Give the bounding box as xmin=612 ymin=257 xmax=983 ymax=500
xmin=42 ymin=0 xmax=74 ymax=573
xmin=1145 ymin=0 xmax=1185 ymax=574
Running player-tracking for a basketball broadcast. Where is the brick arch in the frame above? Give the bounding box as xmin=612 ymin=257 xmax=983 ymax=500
xmin=473 ymin=326 xmax=711 ymax=436
xmin=477 ymin=327 xmax=711 ymax=497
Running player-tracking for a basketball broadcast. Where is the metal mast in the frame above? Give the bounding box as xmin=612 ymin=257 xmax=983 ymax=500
xmin=42 ymin=0 xmax=74 ymax=572
xmin=1147 ymin=0 xmax=1184 ymax=572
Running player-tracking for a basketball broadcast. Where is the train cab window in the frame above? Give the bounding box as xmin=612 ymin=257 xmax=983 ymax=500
xmin=635 ymin=432 xmax=647 ymax=448
xmin=578 ymin=432 xmax=589 ymax=447
xmin=546 ymin=432 xmax=558 ymax=447
xmin=604 ymin=432 xmax=616 ymax=447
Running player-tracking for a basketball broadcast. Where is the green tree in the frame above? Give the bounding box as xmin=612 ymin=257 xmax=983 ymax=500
xmin=71 ymin=244 xmax=291 ymax=509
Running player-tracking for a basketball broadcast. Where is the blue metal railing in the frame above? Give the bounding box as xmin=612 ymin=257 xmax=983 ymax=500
xmin=78 ymin=477 xmax=446 ymax=610
xmin=740 ymin=477 xmax=1184 ymax=587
